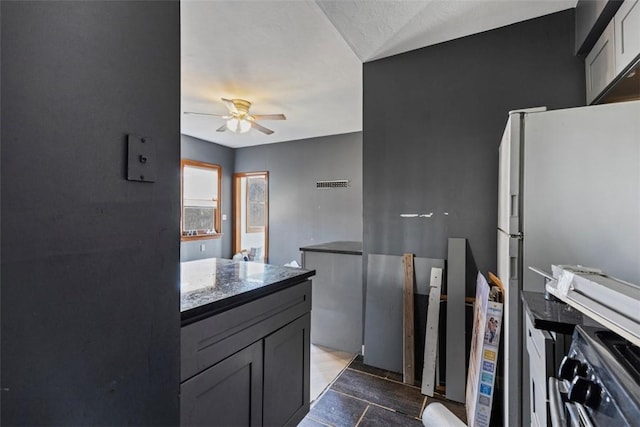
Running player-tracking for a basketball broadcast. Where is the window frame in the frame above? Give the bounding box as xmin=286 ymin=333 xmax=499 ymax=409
xmin=181 ymin=159 xmax=222 ymax=241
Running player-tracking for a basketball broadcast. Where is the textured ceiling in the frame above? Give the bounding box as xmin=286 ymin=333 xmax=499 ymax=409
xmin=181 ymin=0 xmax=576 ymax=148
xmin=316 ymin=0 xmax=577 ymax=62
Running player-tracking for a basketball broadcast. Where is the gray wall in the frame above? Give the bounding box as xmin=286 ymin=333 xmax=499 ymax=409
xmin=181 ymin=135 xmax=235 ymax=261
xmin=1 ymin=2 xmax=180 ymax=425
xmin=235 ymin=132 xmax=363 ymax=266
xmin=363 ymin=10 xmax=585 ymax=275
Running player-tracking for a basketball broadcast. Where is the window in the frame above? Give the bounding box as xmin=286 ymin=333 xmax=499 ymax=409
xmin=233 ymin=172 xmax=269 ymax=263
xmin=246 ymin=176 xmax=266 ymax=233
xmin=181 ymin=159 xmax=221 ymax=240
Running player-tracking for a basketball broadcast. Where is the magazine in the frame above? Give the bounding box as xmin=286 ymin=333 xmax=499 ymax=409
xmin=465 ymin=272 xmax=504 ymax=427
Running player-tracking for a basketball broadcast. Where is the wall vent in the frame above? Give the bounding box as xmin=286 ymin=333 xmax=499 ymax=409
xmin=316 ymin=180 xmax=350 ymax=189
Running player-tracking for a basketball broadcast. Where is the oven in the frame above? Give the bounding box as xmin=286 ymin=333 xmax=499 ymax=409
xmin=548 ymin=325 xmax=640 ymax=426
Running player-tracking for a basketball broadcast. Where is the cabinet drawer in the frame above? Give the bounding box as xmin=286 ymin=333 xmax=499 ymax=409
xmin=181 ymin=280 xmax=312 ymax=381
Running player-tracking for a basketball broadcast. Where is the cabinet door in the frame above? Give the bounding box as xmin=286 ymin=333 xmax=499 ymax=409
xmin=525 ymin=315 xmax=555 ymax=427
xmin=181 ymin=341 xmax=263 ymax=427
xmin=585 ymin=19 xmax=616 ymax=104
xmin=263 ymin=313 xmax=310 ymax=427
xmin=528 ymin=352 xmax=547 ymax=427
xmin=614 ymin=0 xmax=640 ymax=75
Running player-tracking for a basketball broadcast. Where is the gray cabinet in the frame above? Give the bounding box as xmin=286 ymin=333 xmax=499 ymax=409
xmin=585 ymin=19 xmax=616 ymax=104
xmin=264 ymin=314 xmax=311 ymax=427
xmin=585 ymin=0 xmax=640 ymax=103
xmin=614 ymin=0 xmax=640 ymax=75
xmin=181 ymin=341 xmax=263 ymax=427
xmin=181 ymin=281 xmax=312 ymax=427
xmin=524 ymin=312 xmax=572 ymax=427
xmin=300 ymin=243 xmax=363 ymax=354
xmin=525 ymin=314 xmax=555 ymax=427
xmin=575 ymin=0 xmax=623 ymax=55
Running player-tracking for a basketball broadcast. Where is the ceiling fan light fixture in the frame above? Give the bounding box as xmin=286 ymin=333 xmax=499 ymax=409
xmin=190 ymin=98 xmax=283 ymax=135
xmin=226 ymin=117 xmax=251 ymax=133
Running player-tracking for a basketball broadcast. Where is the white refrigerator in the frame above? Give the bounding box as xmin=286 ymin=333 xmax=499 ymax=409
xmin=497 ymin=100 xmax=640 ymax=426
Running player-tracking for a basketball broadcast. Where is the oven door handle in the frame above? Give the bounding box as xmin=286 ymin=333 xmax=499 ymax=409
xmin=549 ymin=377 xmax=568 ymax=427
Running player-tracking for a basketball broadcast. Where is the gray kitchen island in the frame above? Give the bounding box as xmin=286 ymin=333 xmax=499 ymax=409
xmin=300 ymin=241 xmax=363 ymax=354
xmin=180 ymin=258 xmax=315 ymax=427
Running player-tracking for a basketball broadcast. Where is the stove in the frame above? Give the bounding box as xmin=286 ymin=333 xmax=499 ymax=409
xmin=549 ymin=325 xmax=640 ymax=426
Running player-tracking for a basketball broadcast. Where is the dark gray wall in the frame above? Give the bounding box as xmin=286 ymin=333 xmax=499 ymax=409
xmin=1 ymin=2 xmax=180 ymax=425
xmin=181 ymin=135 xmax=235 ymax=261
xmin=363 ymin=10 xmax=585 ymax=275
xmin=235 ymin=132 xmax=362 ymax=266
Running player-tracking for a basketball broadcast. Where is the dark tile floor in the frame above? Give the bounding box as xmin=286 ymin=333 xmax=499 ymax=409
xmin=299 ymin=356 xmax=466 ymax=427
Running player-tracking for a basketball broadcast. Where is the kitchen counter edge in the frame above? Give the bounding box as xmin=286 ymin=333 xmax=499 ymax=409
xmin=181 ymin=260 xmax=315 ymax=326
xmin=299 ymin=241 xmax=362 ymax=255
xmin=521 ymin=290 xmax=599 ymax=335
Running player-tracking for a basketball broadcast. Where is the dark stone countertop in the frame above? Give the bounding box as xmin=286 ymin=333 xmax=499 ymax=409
xmin=181 ymin=258 xmax=315 ymax=325
xmin=521 ymin=290 xmax=601 ymax=335
xmin=299 ymin=241 xmax=362 ymax=255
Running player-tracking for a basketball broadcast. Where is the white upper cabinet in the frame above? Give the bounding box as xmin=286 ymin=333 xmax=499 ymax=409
xmin=586 ymin=20 xmax=616 ymax=104
xmin=585 ymin=0 xmax=640 ymax=104
xmin=614 ymin=0 xmax=640 ymax=75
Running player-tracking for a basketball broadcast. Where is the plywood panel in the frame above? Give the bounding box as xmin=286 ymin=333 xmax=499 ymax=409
xmin=421 ymin=267 xmax=443 ymax=396
xmin=402 ymin=253 xmax=415 ymax=384
xmin=446 ymin=238 xmax=467 ymax=403
xmin=364 ymin=254 xmax=444 ymax=373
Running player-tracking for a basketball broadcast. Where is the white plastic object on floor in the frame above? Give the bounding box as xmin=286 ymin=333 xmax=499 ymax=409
xmin=422 ymin=403 xmax=467 ymax=427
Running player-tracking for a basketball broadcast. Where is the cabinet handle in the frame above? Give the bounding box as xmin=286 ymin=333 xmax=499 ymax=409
xmin=529 ymin=329 xmax=532 ymax=337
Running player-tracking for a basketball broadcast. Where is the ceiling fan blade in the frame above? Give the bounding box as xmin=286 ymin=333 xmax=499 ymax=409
xmin=221 ymin=98 xmax=238 ymax=114
xmin=252 ymin=114 xmax=286 ymax=121
xmin=251 ymin=121 xmax=274 ymax=135
xmin=216 ymin=124 xmax=227 ymax=132
xmin=184 ymin=112 xmax=231 ymax=119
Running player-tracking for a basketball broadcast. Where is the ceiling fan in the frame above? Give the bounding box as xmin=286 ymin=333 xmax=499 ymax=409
xmin=184 ymin=98 xmax=286 ymax=135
